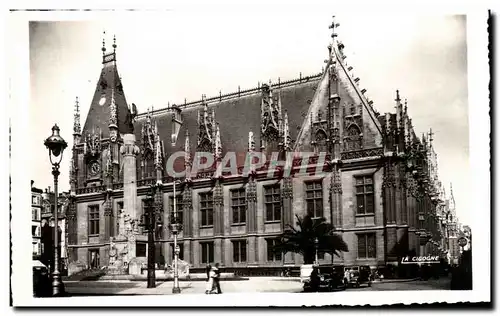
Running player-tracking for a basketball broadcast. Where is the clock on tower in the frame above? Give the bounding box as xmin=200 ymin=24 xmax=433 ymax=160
xmin=89 ymin=161 xmax=101 ymax=176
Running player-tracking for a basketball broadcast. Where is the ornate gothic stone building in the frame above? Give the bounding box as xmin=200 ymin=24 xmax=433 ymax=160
xmin=67 ymin=21 xmax=451 ymax=274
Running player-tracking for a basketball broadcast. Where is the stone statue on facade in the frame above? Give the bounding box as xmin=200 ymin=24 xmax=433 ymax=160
xmin=117 ymin=209 xmax=125 ymax=237
xmin=124 ymin=213 xmax=132 ymax=235
xmin=132 ymin=218 xmax=139 ymax=234
xmin=109 ymin=237 xmax=117 ymax=265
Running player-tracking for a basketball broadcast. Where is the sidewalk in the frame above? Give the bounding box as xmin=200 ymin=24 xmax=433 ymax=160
xmin=65 ymin=277 xmax=303 ymax=295
xmin=371 ymin=278 xmax=419 ymax=284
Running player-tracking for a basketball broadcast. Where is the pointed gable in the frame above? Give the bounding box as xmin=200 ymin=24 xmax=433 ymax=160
xmin=82 ymin=45 xmax=133 ymax=139
xmin=295 ymin=42 xmax=384 ymax=152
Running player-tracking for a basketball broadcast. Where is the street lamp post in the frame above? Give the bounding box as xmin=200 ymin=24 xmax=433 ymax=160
xmin=170 ymin=180 xmax=183 ymax=294
xmin=44 ymin=124 xmax=67 ymax=296
xmin=314 ymin=237 xmax=319 ymax=266
xmin=141 ymin=183 xmax=163 ymax=288
xmin=146 ymin=193 xmax=156 ymax=288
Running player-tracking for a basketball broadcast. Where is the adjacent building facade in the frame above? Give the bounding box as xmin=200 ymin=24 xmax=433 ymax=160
xmin=31 ymin=181 xmax=43 ymax=257
xmin=66 ymin=20 xmax=453 ymax=273
xmin=40 ymin=187 xmax=69 ymax=269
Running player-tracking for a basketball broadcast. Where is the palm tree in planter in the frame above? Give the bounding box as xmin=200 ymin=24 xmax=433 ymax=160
xmin=273 ymin=214 xmax=348 ymax=264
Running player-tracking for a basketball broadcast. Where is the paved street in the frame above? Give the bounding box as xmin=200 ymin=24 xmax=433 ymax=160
xmin=64 ymin=277 xmax=451 ymax=296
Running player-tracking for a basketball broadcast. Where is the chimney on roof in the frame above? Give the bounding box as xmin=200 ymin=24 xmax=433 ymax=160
xmin=31 ymin=180 xmax=34 ymax=188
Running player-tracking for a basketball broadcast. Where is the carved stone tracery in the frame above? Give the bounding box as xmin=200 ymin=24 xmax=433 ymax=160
xmin=246 ymin=180 xmax=258 ymax=203
xmin=84 ymin=130 xmax=102 ymax=159
xmin=282 ymin=177 xmax=293 ymax=199
xmin=383 ymin=160 xmax=396 ymax=188
xmin=197 ymin=100 xmax=216 ymax=155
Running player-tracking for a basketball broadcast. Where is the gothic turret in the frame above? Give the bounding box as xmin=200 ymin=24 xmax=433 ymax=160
xmin=81 ymin=34 xmax=133 ymax=140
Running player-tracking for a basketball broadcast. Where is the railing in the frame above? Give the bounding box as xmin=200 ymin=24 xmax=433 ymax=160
xmin=341 ymin=148 xmax=384 ymax=160
xmin=136 ymin=178 xmax=157 ymax=187
xmin=76 ymin=185 xmax=106 ymax=195
xmin=135 ymin=72 xmax=323 ymax=119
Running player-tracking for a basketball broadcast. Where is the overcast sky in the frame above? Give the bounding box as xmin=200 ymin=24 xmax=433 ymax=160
xmin=28 ymin=12 xmax=470 ymax=226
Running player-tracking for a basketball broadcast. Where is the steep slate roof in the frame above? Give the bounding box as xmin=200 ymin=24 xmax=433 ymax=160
xmin=82 ymin=54 xmax=133 ymax=138
xmin=134 ymin=76 xmax=321 ymax=168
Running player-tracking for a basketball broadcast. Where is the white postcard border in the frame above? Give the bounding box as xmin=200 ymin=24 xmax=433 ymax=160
xmin=7 ymin=3 xmax=491 ymax=307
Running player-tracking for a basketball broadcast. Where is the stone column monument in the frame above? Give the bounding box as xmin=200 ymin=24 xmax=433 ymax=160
xmin=120 ymin=134 xmax=140 ymax=265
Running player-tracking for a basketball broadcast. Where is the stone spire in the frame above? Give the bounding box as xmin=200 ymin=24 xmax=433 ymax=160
xmin=141 ymin=108 xmax=155 ymax=154
xmin=109 ymin=86 xmax=118 ymax=142
xmin=184 ymin=130 xmax=192 ymax=181
xmin=428 ymin=128 xmax=434 ymax=148
xmin=395 ymin=90 xmax=403 ymax=130
xmin=154 ymin=120 xmax=163 ymax=171
xmin=248 ymin=131 xmax=255 ymax=152
xmin=101 ymin=31 xmax=106 ymax=58
xmin=385 ymin=112 xmax=391 ymax=134
xmin=73 ymin=96 xmax=81 ymax=144
xmin=277 ymin=90 xmax=283 ymax=136
xmin=283 ymin=111 xmax=291 ymax=151
xmin=109 ymin=87 xmax=118 ymax=127
xmin=214 ymin=123 xmax=222 ymax=161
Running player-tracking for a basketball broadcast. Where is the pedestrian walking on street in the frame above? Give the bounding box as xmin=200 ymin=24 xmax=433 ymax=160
xmin=205 ymin=264 xmax=213 ymax=294
xmin=213 ymin=263 xmax=222 ymax=294
xmin=344 ymin=269 xmax=351 ymax=287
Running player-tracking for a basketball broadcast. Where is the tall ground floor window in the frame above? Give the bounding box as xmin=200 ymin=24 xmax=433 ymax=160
xmin=266 ymin=238 xmax=282 ymax=262
xmin=200 ymin=242 xmax=214 ymax=264
xmin=232 ymin=240 xmax=247 ymax=263
xmin=357 ymin=233 xmax=376 ymax=259
xmin=89 ymin=249 xmax=100 ymax=269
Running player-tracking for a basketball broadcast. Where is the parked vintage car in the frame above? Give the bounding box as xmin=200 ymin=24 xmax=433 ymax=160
xmin=346 ymin=266 xmax=372 ymax=288
xmin=302 ymin=265 xmax=347 ymax=292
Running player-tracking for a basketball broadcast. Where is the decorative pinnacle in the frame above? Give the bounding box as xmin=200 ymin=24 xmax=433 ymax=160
xmin=102 ymin=31 xmax=106 ymax=54
xmin=113 ymin=34 xmax=117 ymax=50
xmin=329 ymin=16 xmax=340 ymax=39
xmin=73 ymin=96 xmax=81 ymax=135
xmin=395 ymin=90 xmax=401 ymax=102
xmin=404 ymin=99 xmax=408 ymax=113
xmin=429 ymin=128 xmax=434 ymax=143
xmin=75 ymin=96 xmax=80 ymax=113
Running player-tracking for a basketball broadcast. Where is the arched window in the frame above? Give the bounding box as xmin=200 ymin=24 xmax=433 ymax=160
xmin=315 ymin=130 xmax=328 ymax=154
xmin=199 ymin=138 xmax=212 ymax=153
xmin=345 ymin=124 xmax=362 ymax=151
